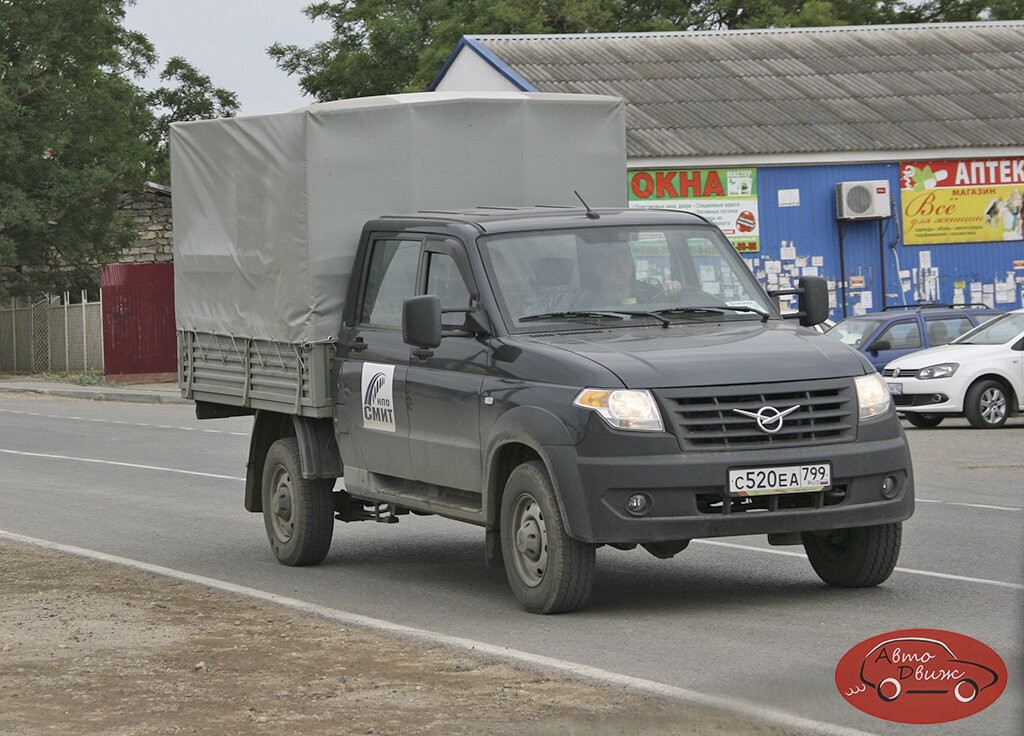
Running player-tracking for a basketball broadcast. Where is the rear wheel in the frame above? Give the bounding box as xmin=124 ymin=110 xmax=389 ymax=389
xmin=905 ymin=413 xmax=943 ymax=428
xmin=500 ymin=461 xmax=595 ymax=614
xmin=964 ymin=379 xmax=1009 ymax=428
xmin=261 ymin=437 xmax=335 ymax=566
xmin=802 ymin=522 xmax=901 ymax=587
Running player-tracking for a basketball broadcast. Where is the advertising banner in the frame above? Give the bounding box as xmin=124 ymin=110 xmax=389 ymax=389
xmin=628 ymin=168 xmax=760 ymax=252
xmin=900 ymin=158 xmax=1024 ymax=244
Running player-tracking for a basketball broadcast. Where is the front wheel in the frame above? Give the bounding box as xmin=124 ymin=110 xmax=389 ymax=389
xmin=802 ymin=523 xmax=901 ymax=587
xmin=905 ymin=413 xmax=943 ymax=428
xmin=964 ymin=379 xmax=1009 ymax=428
xmin=500 ymin=461 xmax=595 ymax=614
xmin=261 ymin=437 xmax=335 ymax=566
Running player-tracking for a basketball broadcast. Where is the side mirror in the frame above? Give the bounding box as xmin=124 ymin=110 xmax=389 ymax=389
xmin=402 ymin=295 xmax=442 ymax=351
xmin=769 ymin=275 xmax=829 ymax=326
xmin=867 ymin=339 xmax=891 ymax=353
xmin=796 ymin=276 xmax=829 ymax=327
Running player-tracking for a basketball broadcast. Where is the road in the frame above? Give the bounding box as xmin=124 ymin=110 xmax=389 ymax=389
xmin=1 ymin=394 xmax=1021 ymax=735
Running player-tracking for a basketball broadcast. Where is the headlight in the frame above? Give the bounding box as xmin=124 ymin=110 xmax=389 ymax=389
xmin=574 ymin=388 xmax=664 ymax=431
xmin=855 ymin=373 xmax=891 ymax=420
xmin=918 ymin=363 xmax=959 ymax=380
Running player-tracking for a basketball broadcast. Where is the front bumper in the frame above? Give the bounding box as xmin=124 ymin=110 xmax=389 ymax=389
xmin=545 ymin=415 xmax=914 ymax=544
xmin=887 ymin=376 xmax=961 ymax=413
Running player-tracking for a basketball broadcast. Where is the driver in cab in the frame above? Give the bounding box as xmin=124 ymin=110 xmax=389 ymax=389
xmin=588 ymin=242 xmax=683 ymax=305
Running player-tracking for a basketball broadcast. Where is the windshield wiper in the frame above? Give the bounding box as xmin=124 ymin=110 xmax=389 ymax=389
xmin=652 ymin=305 xmax=770 ymax=322
xmin=519 ymin=310 xmax=626 ymax=323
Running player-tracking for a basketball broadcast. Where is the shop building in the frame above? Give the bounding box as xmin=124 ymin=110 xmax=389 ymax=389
xmin=432 ymin=22 xmax=1024 ymax=316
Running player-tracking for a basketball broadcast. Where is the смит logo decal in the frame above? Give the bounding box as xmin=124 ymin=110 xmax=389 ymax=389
xmin=360 ymin=362 xmax=396 ymax=432
xmin=836 ymin=628 xmax=1006 ymax=724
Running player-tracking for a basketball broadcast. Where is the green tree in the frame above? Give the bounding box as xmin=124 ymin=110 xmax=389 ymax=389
xmin=0 ymin=0 xmax=155 ymax=297
xmin=146 ymin=56 xmax=240 ymax=184
xmin=271 ymin=0 xmax=1024 ymax=102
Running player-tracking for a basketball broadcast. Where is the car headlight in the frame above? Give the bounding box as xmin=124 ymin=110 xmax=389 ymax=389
xmin=855 ymin=373 xmax=891 ymax=420
xmin=917 ymin=363 xmax=959 ymax=380
xmin=574 ymin=388 xmax=664 ymax=431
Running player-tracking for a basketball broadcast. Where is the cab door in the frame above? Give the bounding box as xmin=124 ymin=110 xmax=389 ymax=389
xmin=339 ymin=235 xmax=420 ymax=480
xmin=405 ymin=237 xmax=488 ymax=492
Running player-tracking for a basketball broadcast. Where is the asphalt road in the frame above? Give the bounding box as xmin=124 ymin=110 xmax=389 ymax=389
xmin=1 ymin=394 xmax=1021 ymax=735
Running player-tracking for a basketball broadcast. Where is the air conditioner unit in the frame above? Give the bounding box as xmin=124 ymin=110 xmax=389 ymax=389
xmin=836 ymin=180 xmax=891 ymax=220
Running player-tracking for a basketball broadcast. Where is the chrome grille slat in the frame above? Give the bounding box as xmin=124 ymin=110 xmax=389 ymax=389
xmin=656 ymin=378 xmax=857 ymax=450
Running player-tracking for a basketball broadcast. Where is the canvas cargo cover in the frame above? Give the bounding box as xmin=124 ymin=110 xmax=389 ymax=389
xmin=171 ymin=91 xmax=626 ymax=345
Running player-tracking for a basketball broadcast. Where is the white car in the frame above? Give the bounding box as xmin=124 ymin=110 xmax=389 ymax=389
xmin=883 ymin=309 xmax=1024 ymax=428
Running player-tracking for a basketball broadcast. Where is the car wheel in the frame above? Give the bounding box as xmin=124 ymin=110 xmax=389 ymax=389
xmin=964 ymin=379 xmax=1009 ymax=428
xmin=905 ymin=413 xmax=943 ymax=428
xmin=261 ymin=437 xmax=335 ymax=566
xmin=802 ymin=522 xmax=901 ymax=588
xmin=500 ymin=460 xmax=595 ymax=614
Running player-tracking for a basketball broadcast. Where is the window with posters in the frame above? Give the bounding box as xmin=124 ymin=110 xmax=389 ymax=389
xmin=628 ymin=168 xmax=760 ymax=253
xmin=900 ymin=158 xmax=1024 ymax=245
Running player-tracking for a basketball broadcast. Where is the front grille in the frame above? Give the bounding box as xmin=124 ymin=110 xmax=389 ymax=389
xmin=696 ymin=486 xmax=848 ymax=514
xmin=656 ymin=378 xmax=857 ymax=451
xmin=883 ymin=368 xmax=919 ymax=378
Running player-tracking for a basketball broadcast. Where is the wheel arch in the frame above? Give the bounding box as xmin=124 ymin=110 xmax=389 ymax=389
xmin=482 ymin=405 xmax=578 ymax=528
xmin=963 ymin=373 xmax=1018 ymax=415
xmin=245 ymin=411 xmax=342 ymax=512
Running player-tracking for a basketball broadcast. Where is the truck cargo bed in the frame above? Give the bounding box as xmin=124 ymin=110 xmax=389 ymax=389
xmin=178 ymin=330 xmax=334 ymax=417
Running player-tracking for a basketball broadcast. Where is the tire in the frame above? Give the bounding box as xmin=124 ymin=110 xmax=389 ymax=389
xmin=802 ymin=522 xmax=901 ymax=588
xmin=905 ymin=413 xmax=943 ymax=428
xmin=500 ymin=460 xmax=595 ymax=614
xmin=261 ymin=437 xmax=335 ymax=566
xmin=964 ymin=379 xmax=1009 ymax=428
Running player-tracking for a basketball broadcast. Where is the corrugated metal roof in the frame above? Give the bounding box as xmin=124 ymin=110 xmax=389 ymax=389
xmin=463 ymin=23 xmax=1024 ymax=158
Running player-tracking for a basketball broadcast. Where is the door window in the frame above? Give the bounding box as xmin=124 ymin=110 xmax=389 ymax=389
xmin=925 ymin=316 xmax=971 ymax=345
xmin=426 ymin=251 xmax=471 ymax=329
xmin=360 ymin=239 xmax=420 ymax=327
xmin=876 ymin=319 xmax=922 ymax=350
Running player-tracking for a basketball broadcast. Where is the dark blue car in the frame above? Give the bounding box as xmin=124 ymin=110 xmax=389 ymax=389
xmin=826 ymin=305 xmax=1005 ymax=372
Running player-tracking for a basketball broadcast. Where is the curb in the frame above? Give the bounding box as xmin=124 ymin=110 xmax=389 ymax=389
xmin=0 ymin=385 xmax=190 ymax=405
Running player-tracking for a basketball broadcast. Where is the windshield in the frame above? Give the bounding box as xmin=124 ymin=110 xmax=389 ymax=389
xmin=825 ymin=318 xmax=885 ymax=349
xmin=953 ymin=311 xmax=1024 ymax=345
xmin=480 ymin=225 xmax=776 ymax=329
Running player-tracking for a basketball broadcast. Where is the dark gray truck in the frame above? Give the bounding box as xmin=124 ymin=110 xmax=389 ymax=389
xmin=174 ymin=94 xmax=913 ymax=613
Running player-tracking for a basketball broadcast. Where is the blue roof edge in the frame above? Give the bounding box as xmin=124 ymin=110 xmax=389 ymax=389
xmin=429 ymin=36 xmax=538 ymax=92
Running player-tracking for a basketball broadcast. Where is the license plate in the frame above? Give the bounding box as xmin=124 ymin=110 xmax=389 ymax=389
xmin=728 ymin=463 xmax=831 ymax=497
xmin=887 ymin=382 xmax=903 ymax=395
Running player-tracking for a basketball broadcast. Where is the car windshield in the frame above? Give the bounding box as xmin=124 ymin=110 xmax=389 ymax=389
xmin=953 ymin=311 xmax=1024 ymax=345
xmin=480 ymin=225 xmax=776 ymax=329
xmin=826 ymin=318 xmax=886 ymax=349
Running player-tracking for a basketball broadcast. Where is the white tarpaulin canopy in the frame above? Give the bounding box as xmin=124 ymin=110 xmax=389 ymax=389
xmin=171 ymin=92 xmax=626 ymax=344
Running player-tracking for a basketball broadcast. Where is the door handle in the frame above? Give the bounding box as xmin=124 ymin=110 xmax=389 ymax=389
xmin=347 ymin=338 xmax=368 ymax=352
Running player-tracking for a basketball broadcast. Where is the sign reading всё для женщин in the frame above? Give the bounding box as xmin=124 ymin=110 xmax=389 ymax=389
xmin=628 ymin=169 xmax=760 ymax=253
xmin=900 ymin=158 xmax=1024 ymax=245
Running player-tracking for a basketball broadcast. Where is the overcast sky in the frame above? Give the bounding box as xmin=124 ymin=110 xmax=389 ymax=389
xmin=123 ymin=0 xmax=332 ymax=116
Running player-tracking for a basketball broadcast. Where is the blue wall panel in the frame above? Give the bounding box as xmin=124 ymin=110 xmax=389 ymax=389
xmin=750 ymin=163 xmax=1024 ymax=320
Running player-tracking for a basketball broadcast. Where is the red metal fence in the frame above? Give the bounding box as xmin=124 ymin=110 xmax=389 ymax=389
xmin=101 ymin=263 xmax=176 ymax=377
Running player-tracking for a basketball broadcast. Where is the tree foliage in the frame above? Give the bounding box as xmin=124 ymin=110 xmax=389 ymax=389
xmin=270 ymin=0 xmax=1024 ymax=102
xmin=0 ymin=0 xmax=157 ymax=296
xmin=146 ymin=57 xmax=240 ymax=184
xmin=0 ymin=0 xmax=239 ymax=297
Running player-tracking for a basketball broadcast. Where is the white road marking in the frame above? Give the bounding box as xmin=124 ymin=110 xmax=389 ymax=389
xmin=0 ymin=529 xmax=881 ymax=736
xmin=0 ymin=448 xmax=245 ymax=482
xmin=916 ymin=498 xmax=1021 ymax=512
xmin=0 ymin=409 xmax=247 ymax=436
xmin=694 ymin=540 xmax=1024 ymax=590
